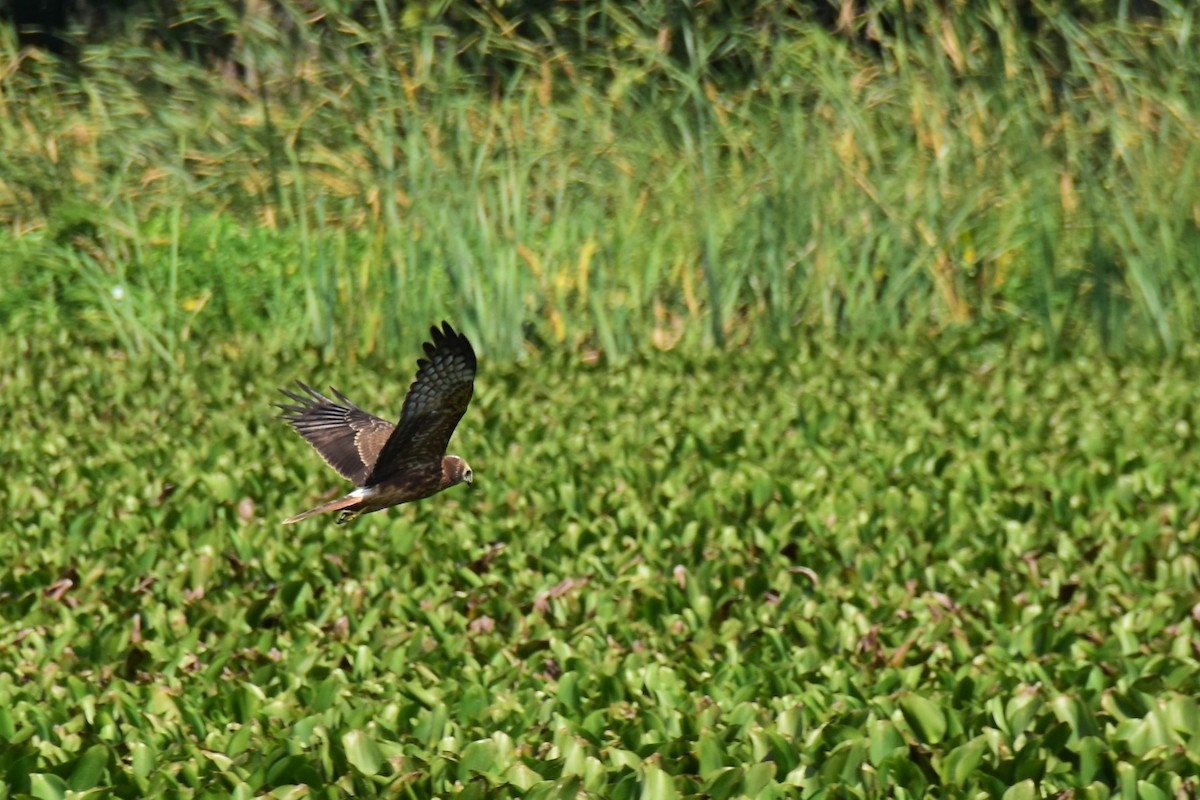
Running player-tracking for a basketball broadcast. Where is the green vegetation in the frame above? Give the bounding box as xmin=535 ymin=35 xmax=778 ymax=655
xmin=4 ymin=331 xmax=1200 ymax=797
xmin=3 ymin=1 xmax=1200 ymax=797
xmin=2 ymin=2 xmax=1199 ymax=358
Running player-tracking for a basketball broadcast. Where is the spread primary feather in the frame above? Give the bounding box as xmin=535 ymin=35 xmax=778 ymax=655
xmin=276 ymin=321 xmax=477 ymax=525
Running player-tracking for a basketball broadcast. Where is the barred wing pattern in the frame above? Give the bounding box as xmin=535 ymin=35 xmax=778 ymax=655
xmin=366 ymin=322 xmax=477 ymax=484
xmin=276 ymin=383 xmax=395 ymax=486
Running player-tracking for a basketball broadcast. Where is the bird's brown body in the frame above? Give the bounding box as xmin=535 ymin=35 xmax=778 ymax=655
xmin=277 ymin=322 xmax=476 ymax=525
xmin=281 ymin=456 xmax=471 ymax=524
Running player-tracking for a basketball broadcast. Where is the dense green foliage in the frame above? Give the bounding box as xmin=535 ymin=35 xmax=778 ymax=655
xmin=3 ymin=2 xmax=1200 ymax=797
xmin=3 ymin=331 xmax=1200 ymax=797
xmin=2 ymin=2 xmax=1199 ymax=357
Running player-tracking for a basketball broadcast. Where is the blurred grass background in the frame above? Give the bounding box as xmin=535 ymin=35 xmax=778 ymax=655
xmin=2 ymin=0 xmax=1197 ymax=362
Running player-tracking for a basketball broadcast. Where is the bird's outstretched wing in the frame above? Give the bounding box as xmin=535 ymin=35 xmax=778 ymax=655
xmin=277 ymin=383 xmax=394 ymax=486
xmin=366 ymin=321 xmax=476 ymax=485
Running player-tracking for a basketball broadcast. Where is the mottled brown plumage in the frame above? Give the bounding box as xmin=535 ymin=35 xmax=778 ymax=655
xmin=278 ymin=321 xmax=476 ymax=524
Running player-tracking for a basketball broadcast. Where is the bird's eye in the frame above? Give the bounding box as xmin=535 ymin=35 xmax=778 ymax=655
xmin=464 ymin=470 xmax=473 ymax=481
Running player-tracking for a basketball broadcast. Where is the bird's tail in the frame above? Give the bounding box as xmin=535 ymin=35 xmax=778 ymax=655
xmin=283 ymin=493 xmax=362 ymax=524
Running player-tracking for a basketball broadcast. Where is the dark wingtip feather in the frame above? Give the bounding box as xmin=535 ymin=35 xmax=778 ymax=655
xmin=447 ymin=322 xmax=476 ymax=366
xmin=276 ymin=382 xmax=313 ymax=414
xmin=276 ymin=381 xmax=359 ymax=420
xmin=434 ymin=321 xmax=464 ymax=347
xmin=422 ymin=321 xmax=475 ymax=369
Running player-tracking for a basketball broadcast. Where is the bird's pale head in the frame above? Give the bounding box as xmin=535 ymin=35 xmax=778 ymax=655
xmin=442 ymin=455 xmax=474 ymax=488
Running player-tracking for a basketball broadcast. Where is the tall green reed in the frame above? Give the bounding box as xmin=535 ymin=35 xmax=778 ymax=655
xmin=1 ymin=1 xmax=1197 ymax=362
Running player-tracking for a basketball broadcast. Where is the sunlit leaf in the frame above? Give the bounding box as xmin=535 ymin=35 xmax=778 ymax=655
xmin=899 ymin=693 xmax=947 ymax=745
xmin=343 ymin=730 xmax=383 ymax=776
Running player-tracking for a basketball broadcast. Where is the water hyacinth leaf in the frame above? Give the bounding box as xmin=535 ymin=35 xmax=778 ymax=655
xmin=449 ymin=741 xmax=493 ymax=786
xmin=236 ymin=683 xmax=265 ymax=722
xmin=868 ymin=720 xmax=907 ymax=766
xmin=68 ymin=744 xmax=110 ymax=791
xmin=460 ymin=684 xmax=490 ymax=718
xmin=1102 ymin=692 xmax=1147 ymax=724
xmin=742 ymin=762 xmax=777 ymax=796
xmin=557 ymin=671 xmax=581 ymax=712
xmin=1051 ymin=694 xmax=1100 ymax=738
xmin=415 ymin=703 xmax=450 ymax=748
xmin=751 ymin=474 xmax=774 ymax=508
xmin=269 ymin=786 xmax=312 ymax=800
xmin=1165 ymin=695 xmax=1199 ymax=737
xmin=1117 ymin=711 xmax=1173 ymax=757
xmin=942 ymin=735 xmax=988 ymax=786
xmin=29 ymin=773 xmax=68 ymax=800
xmin=582 ymin=755 xmax=608 ymax=791
xmin=760 ymin=732 xmax=799 ymax=774
xmin=899 ymin=694 xmax=947 ymax=745
xmin=228 ymin=724 xmax=255 ymax=757
xmin=131 ymin=742 xmax=156 ymax=780
xmin=554 ymin=775 xmax=584 ymax=799
xmin=1117 ymin=761 xmax=1139 ymax=798
xmin=201 ymin=749 xmax=234 ymax=771
xmin=490 ymin=731 xmax=516 ymax=763
xmin=697 ymin=732 xmax=727 ymax=777
xmin=1137 ymin=783 xmax=1169 ymax=800
xmin=609 ymin=749 xmax=642 ymax=772
xmin=1075 ymin=736 xmax=1108 ymax=785
xmin=505 ymin=763 xmax=541 ymax=791
xmin=704 ymin=767 xmax=741 ymax=800
xmin=1005 ymin=693 xmax=1043 ymax=738
xmin=640 ymin=765 xmax=679 ymax=800
xmin=457 ymin=778 xmax=490 ymax=800
xmin=342 ymin=730 xmax=383 ymax=776
xmin=266 ymin=754 xmax=323 ymax=786
xmin=1002 ymin=780 xmax=1037 ymax=800
xmin=875 ymin=754 xmax=930 ymax=795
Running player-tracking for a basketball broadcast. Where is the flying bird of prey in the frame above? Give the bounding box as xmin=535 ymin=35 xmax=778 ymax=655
xmin=277 ymin=321 xmax=476 ymax=525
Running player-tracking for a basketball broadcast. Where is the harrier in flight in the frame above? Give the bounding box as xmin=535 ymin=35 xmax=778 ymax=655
xmin=277 ymin=321 xmax=476 ymax=524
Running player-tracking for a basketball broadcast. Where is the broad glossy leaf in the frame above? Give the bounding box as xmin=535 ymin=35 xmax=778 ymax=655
xmin=342 ymin=730 xmax=383 ymax=776
xmin=742 ymin=762 xmax=777 ymax=796
xmin=29 ymin=774 xmax=68 ymax=800
xmin=1002 ymin=780 xmax=1036 ymax=800
xmin=899 ymin=694 xmax=947 ymax=745
xmin=942 ymin=736 xmax=987 ymax=786
xmin=68 ymin=744 xmax=110 ymax=791
xmin=868 ymin=720 xmax=906 ymax=766
xmin=639 ymin=765 xmax=678 ymax=800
